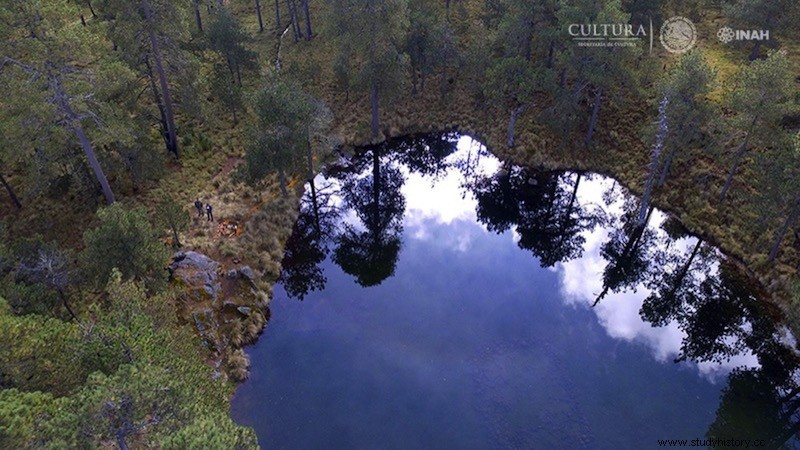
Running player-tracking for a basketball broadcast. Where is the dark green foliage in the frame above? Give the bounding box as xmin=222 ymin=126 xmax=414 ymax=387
xmin=80 ymin=203 xmax=168 ymax=286
xmin=207 ymin=7 xmax=257 ymax=86
xmin=405 ymin=1 xmax=458 ymax=96
xmin=0 ymin=270 xmax=258 ymax=449
xmin=210 ymin=62 xmax=244 ymax=125
xmin=724 ymin=0 xmax=800 ymax=59
xmin=484 ymin=55 xmax=550 ymax=146
xmin=555 ymin=0 xmax=641 ymax=145
xmin=0 ymin=238 xmax=74 ymax=318
xmin=241 ymin=79 xmax=315 ymax=195
xmin=0 ymin=300 xmax=87 ymax=396
xmin=327 ymin=0 xmax=409 ymax=137
xmin=155 ymin=196 xmax=190 ymax=249
xmin=719 ymin=51 xmax=795 ymax=201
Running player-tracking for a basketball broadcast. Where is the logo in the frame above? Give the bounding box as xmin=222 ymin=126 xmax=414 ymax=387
xmin=717 ymin=26 xmax=770 ymax=44
xmin=660 ymin=16 xmax=697 ymax=53
xmin=717 ymin=27 xmax=735 ymax=43
xmin=568 ymin=20 xmax=653 ymax=51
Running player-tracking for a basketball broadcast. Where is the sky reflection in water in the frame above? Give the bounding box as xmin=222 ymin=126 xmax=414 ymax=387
xmin=231 ymin=135 xmax=798 ymax=449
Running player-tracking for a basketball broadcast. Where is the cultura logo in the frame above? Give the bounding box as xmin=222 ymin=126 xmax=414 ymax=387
xmin=717 ymin=26 xmax=770 ymax=43
xmin=567 ymin=22 xmax=652 ymax=50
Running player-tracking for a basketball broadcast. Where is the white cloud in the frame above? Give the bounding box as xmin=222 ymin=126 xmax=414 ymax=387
xmin=555 ymin=177 xmax=759 ymax=381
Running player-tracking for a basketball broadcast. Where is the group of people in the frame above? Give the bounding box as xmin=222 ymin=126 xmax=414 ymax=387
xmin=194 ymin=199 xmax=214 ymax=222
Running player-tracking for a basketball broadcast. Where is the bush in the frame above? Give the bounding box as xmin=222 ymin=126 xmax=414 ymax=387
xmin=80 ymin=203 xmax=168 ymax=287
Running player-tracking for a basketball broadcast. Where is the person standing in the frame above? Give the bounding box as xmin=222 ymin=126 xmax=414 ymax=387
xmin=194 ymin=199 xmax=204 ymax=217
xmin=206 ymin=203 xmax=214 ymax=222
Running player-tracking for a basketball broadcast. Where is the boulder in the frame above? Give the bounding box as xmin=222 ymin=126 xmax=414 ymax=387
xmin=170 ymin=251 xmax=222 ymax=302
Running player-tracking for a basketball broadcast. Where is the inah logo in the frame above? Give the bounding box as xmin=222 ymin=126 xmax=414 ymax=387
xmin=660 ymin=16 xmax=696 ymax=54
xmin=717 ymin=26 xmax=770 ymax=43
xmin=717 ymin=27 xmax=735 ymax=43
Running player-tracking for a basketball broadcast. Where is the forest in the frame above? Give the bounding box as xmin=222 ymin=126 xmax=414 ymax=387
xmin=1 ymin=0 xmax=799 ymax=447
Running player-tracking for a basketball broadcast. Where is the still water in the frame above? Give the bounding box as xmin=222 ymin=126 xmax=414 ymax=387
xmin=231 ymin=134 xmax=800 ymax=449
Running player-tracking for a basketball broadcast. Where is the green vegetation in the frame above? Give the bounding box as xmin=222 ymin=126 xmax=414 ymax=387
xmin=1 ymin=0 xmax=800 ymax=446
xmin=81 ymin=203 xmax=169 ymax=287
xmin=241 ymin=79 xmax=315 ymax=196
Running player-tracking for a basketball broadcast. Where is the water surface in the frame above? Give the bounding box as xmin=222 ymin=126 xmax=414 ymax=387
xmin=232 ymin=134 xmax=800 ymax=449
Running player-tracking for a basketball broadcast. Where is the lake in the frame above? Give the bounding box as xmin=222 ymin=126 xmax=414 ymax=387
xmin=231 ymin=134 xmax=800 ymax=449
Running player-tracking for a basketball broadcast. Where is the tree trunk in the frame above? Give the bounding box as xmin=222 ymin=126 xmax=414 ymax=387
xmin=116 ymin=434 xmax=129 ymax=450
xmin=586 ymin=87 xmax=603 ymax=145
xmin=507 ymin=104 xmax=525 ymax=147
xmin=0 ymin=171 xmax=22 ymax=209
xmin=768 ymin=197 xmax=800 ymax=261
xmin=57 ymin=288 xmax=78 ymax=321
xmin=665 ymin=238 xmax=703 ymax=299
xmin=51 ymin=75 xmax=116 ymax=205
xmin=639 ymin=160 xmax=658 ymax=227
xmin=522 ymin=25 xmax=532 ymax=61
xmin=775 ymin=422 xmax=800 ymax=450
xmin=142 ymin=0 xmax=179 ymax=159
xmin=719 ymin=139 xmax=749 ymax=202
xmin=255 ymin=0 xmax=265 ymax=32
xmin=565 ymin=173 xmax=581 ymax=219
xmin=307 ymin=139 xmax=321 ymax=230
xmin=657 ymin=145 xmax=676 ymax=187
xmin=546 ymin=41 xmax=555 ymax=68
xmin=372 ymin=147 xmax=380 ymax=229
xmin=302 ymin=0 xmax=312 ymax=40
xmin=86 ymin=0 xmax=97 ymax=17
xmin=440 ymin=67 xmax=447 ymax=99
xmin=193 ymin=0 xmax=203 ymax=33
xmin=235 ymin=60 xmax=242 ymax=86
xmin=279 ymin=168 xmax=288 ymax=197
xmin=307 ymin=147 xmax=314 ymax=180
xmin=74 ymin=124 xmax=116 ymax=204
xmin=630 ymin=206 xmax=654 ymax=250
xmin=749 ymin=40 xmax=762 ymax=61
xmin=370 ymin=81 xmax=380 ymax=139
xmin=144 ymin=57 xmax=170 ymax=151
xmin=171 ymin=226 xmax=182 ymax=248
xmin=287 ymin=0 xmax=300 ymax=42
xmin=556 ymin=173 xmax=582 ymax=247
xmin=309 ymin=179 xmax=321 ymax=233
xmin=274 ymin=0 xmax=281 ymax=33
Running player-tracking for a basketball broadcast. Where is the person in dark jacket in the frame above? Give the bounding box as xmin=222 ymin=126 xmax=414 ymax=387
xmin=206 ymin=203 xmax=214 ymax=222
xmin=194 ymin=199 xmax=204 ymax=217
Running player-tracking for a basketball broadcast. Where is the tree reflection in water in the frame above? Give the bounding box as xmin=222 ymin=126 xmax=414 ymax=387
xmin=279 ymin=132 xmax=459 ymax=294
xmin=332 ymin=146 xmax=406 ymax=287
xmin=471 ymin=165 xmax=606 ymax=268
xmin=277 ymin=133 xmax=800 ymax=447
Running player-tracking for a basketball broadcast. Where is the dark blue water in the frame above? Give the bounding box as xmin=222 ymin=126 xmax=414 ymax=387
xmin=231 ymin=135 xmax=799 ymax=449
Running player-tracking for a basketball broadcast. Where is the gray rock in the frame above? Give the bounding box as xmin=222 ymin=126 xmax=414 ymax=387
xmin=239 ymin=266 xmax=255 ymax=280
xmin=170 ymin=251 xmax=222 ymax=301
